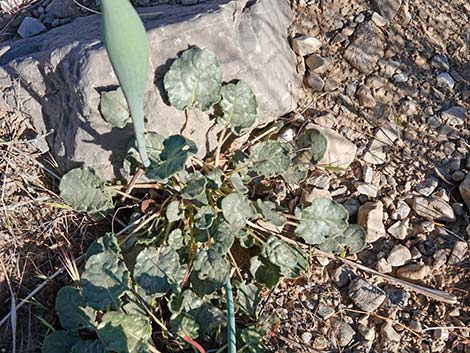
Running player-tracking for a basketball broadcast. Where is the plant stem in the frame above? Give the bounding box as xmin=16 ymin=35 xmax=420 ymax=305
xmin=181 ymin=109 xmax=190 ymax=136
xmin=228 ymin=251 xmax=243 ymax=281
xmin=214 ymin=125 xmax=228 ymax=167
xmin=225 ymin=278 xmax=236 ymax=353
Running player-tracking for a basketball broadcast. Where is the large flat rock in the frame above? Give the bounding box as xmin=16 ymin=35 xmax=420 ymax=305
xmin=0 ymin=0 xmax=300 ymax=179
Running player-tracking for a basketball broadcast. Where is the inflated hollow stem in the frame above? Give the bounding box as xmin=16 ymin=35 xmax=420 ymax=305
xmin=101 ymin=0 xmax=150 ymax=168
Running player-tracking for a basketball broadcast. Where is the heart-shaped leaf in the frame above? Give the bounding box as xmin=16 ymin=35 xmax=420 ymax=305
xmin=229 ymin=172 xmax=249 ymax=194
xmin=168 ymin=229 xmax=187 ymax=250
xmin=219 ymin=80 xmax=257 ymax=135
xmin=134 ymin=246 xmax=181 ymax=297
xmin=250 ymin=141 xmax=291 ymax=178
xmin=97 ymin=312 xmax=151 ymax=353
xmin=100 ymin=88 xmax=129 ymax=128
xmin=146 ymin=135 xmax=197 ymax=180
xmin=261 ymin=237 xmax=307 ymax=278
xmin=206 ymin=168 xmax=224 ymax=189
xmin=164 ymin=47 xmax=222 ymax=111
xmin=59 ymin=167 xmax=113 ymax=215
xmin=55 ymin=286 xmax=96 ymax=331
xmin=295 ymin=198 xmax=349 ymax=245
xmin=222 ymin=193 xmax=256 ymax=231
xmin=209 ymin=219 xmax=235 ymax=254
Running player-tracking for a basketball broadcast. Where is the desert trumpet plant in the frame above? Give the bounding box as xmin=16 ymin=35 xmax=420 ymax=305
xmin=101 ymin=0 xmax=150 ymax=167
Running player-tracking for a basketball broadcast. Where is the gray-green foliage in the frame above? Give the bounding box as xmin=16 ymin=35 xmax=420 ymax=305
xmin=59 ymin=167 xmax=113 ymax=215
xmin=99 ymin=88 xmax=130 ymax=128
xmin=97 ymin=312 xmax=152 ymax=353
xmin=50 ymin=47 xmax=368 ymax=353
xmin=55 ymin=286 xmax=96 ymax=331
xmin=101 ymin=0 xmax=150 ymax=167
xmin=250 ymin=140 xmax=291 ymax=178
xmin=295 ymin=198 xmax=365 ymax=253
xmin=219 ymin=80 xmax=257 ymax=135
xmin=296 ymin=128 xmax=328 ymax=164
xmin=164 ymin=47 xmax=222 ymax=111
xmin=134 ymin=246 xmax=181 ymax=297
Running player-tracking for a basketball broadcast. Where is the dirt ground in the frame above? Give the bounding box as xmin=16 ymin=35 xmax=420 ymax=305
xmin=0 ymin=0 xmax=469 ymax=352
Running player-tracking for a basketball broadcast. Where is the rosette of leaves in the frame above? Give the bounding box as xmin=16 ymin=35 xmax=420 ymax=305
xmin=295 ymin=198 xmax=366 ymax=253
xmin=59 ymin=167 xmax=114 ymax=216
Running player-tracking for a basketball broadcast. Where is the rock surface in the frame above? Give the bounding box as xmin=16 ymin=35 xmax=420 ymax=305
xmin=344 ymin=22 xmax=384 ymax=74
xmin=357 ymin=201 xmax=386 ymax=242
xmin=17 ymin=17 xmax=46 ymax=38
xmin=0 ymin=0 xmax=300 ymax=179
xmin=348 ymin=277 xmax=386 ymax=312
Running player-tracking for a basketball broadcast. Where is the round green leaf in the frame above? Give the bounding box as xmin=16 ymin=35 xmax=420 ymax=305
xmin=222 ymin=193 xmax=256 ymax=231
xmin=296 ymin=128 xmax=327 ymax=165
xmin=81 ymin=251 xmax=129 ymax=310
xmin=294 ymin=198 xmax=349 ymax=245
xmin=55 ymin=286 xmax=96 ymax=331
xmin=42 ymin=331 xmax=80 ymax=353
xmin=250 ymin=140 xmax=291 ymax=178
xmin=134 ymin=246 xmax=181 ymax=297
xmin=219 ymin=80 xmax=257 ymax=135
xmin=193 ymin=245 xmax=230 ymax=292
xmin=164 ymin=47 xmax=222 ymax=111
xmin=249 ymin=256 xmax=281 ymax=288
xmin=97 ymin=312 xmax=151 ymax=353
xmin=337 ymin=224 xmax=366 ymax=253
xmin=59 ymin=167 xmax=113 ymax=215
xmin=261 ymin=237 xmax=308 ymax=278
xmin=146 ymin=135 xmax=197 ymax=180
xmin=100 ymin=88 xmax=130 ymax=128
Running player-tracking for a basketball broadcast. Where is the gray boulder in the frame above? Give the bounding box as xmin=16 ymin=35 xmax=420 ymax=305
xmin=0 ymin=0 xmax=300 ymax=179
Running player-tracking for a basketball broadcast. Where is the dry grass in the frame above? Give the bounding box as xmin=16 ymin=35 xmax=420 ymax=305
xmin=0 ymin=103 xmax=100 ymax=352
xmin=0 ymin=0 xmax=33 ymax=15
